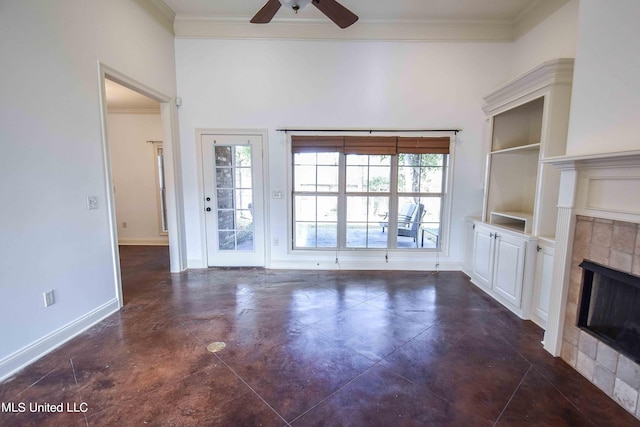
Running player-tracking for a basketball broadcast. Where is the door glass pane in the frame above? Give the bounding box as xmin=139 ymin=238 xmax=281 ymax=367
xmin=236 ymin=209 xmax=252 ymax=230
xmin=237 ymin=231 xmax=254 ymax=250
xmin=217 ymin=210 xmax=234 ymax=230
xmin=235 ymin=145 xmax=252 ymax=167
xmin=219 ymin=231 xmax=236 ymax=250
xmin=215 ymin=146 xmax=232 ymax=166
xmin=215 ymin=145 xmax=254 ymax=251
xmin=236 ymin=168 xmax=252 ymax=188
xmin=216 ymin=168 xmax=233 ymax=188
xmin=217 ymin=189 xmax=233 ymax=209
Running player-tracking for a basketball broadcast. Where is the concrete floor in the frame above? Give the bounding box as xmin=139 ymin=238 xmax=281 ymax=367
xmin=0 ymin=246 xmax=637 ymax=426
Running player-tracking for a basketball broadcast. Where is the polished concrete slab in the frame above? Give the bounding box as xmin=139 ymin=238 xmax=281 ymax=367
xmin=1 ymin=246 xmax=638 ymax=426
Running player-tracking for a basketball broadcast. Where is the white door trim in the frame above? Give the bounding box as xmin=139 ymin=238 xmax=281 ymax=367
xmin=196 ymin=128 xmax=270 ymax=268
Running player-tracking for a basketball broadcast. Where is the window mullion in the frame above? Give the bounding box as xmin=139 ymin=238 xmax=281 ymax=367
xmin=337 ymin=153 xmax=347 ymax=249
xmin=388 ymin=155 xmax=399 ymax=248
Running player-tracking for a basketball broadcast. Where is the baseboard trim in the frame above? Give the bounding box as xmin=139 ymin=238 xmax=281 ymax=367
xmin=118 ymin=238 xmax=169 ymax=246
xmin=268 ymin=260 xmax=461 ymax=271
xmin=0 ymin=299 xmax=120 ymax=382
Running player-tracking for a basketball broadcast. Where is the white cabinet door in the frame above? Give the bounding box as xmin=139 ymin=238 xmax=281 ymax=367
xmin=467 ymin=221 xmax=533 ymax=317
xmin=492 ymin=232 xmax=526 ymax=308
xmin=472 ymin=224 xmax=494 ymax=289
xmin=532 ymin=244 xmax=555 ymax=327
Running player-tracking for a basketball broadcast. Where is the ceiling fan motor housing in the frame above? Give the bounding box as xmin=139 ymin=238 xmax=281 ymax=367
xmin=279 ymin=0 xmax=312 ymax=12
xmin=253 ymin=0 xmax=358 ymax=29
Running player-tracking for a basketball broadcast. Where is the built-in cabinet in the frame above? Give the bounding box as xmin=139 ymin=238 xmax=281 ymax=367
xmin=468 ymin=221 xmax=537 ymax=318
xmin=463 ymin=59 xmax=573 ymax=326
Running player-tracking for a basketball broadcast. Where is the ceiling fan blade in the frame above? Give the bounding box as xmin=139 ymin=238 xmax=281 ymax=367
xmin=250 ymin=0 xmax=282 ymax=24
xmin=312 ymin=0 xmax=358 ymax=29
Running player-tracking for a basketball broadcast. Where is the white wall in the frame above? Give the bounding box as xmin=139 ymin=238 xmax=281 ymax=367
xmin=175 ymin=39 xmax=513 ymax=269
xmin=0 ymin=0 xmax=176 ymax=379
xmin=511 ymin=0 xmax=579 ymax=77
xmin=565 ymin=0 xmax=640 ymax=156
xmin=108 ymin=113 xmax=168 ymax=245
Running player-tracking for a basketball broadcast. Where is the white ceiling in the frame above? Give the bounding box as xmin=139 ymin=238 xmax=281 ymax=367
xmin=165 ymin=0 xmax=544 ymax=23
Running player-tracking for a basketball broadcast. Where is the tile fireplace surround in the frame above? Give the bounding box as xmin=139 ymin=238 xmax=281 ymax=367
xmin=563 ymin=216 xmax=640 ymax=418
xmin=546 ymin=150 xmax=640 ymax=420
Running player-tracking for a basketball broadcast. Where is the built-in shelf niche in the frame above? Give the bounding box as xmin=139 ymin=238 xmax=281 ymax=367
xmin=490 ymin=211 xmax=533 ymax=234
xmin=491 ymin=97 xmax=544 ymax=152
xmin=485 ymin=146 xmax=539 ymax=234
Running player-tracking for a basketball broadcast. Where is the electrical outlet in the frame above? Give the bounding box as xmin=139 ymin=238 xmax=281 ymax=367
xmin=43 ymin=290 xmax=55 ymax=307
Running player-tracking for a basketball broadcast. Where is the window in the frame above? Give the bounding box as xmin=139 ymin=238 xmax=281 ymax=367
xmin=293 ymin=152 xmax=339 ymax=248
xmin=292 ymin=135 xmax=450 ymax=250
xmin=346 ymin=154 xmax=391 ymax=248
xmin=153 ymin=144 xmax=168 ymax=235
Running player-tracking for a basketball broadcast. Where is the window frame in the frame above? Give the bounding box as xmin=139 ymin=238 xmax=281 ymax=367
xmin=289 ymin=133 xmax=455 ymax=254
xmin=152 ymin=142 xmax=169 ymax=236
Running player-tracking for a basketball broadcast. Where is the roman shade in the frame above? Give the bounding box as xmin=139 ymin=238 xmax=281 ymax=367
xmin=343 ymin=136 xmax=397 ymax=155
xmin=291 ymin=135 xmax=451 ymax=154
xmin=397 ymin=137 xmax=450 ymax=154
xmin=291 ymin=136 xmax=344 ymax=153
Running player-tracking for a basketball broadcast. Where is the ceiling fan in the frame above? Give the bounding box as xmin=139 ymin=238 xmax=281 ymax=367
xmin=251 ymin=0 xmax=358 ymax=29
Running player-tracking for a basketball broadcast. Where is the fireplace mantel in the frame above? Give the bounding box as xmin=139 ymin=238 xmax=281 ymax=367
xmin=544 ymin=149 xmax=640 ymax=224
xmin=544 ymin=149 xmax=640 ymax=171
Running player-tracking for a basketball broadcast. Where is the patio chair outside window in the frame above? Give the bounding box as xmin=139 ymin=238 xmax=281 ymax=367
xmin=380 ymin=203 xmax=415 ymax=233
xmin=397 ymin=203 xmax=424 ymax=244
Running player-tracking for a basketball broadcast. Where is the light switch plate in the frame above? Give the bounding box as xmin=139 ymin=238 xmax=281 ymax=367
xmin=44 ymin=290 xmax=55 ymax=307
xmin=87 ymin=196 xmax=98 ymax=210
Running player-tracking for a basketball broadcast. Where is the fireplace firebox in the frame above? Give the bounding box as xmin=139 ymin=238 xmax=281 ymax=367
xmin=578 ymin=260 xmax=640 ymax=363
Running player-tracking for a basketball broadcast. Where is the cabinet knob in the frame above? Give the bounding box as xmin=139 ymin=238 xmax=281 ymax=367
xmin=537 ymin=245 xmax=542 ymax=252
xmin=205 ymin=207 xmax=211 ymax=212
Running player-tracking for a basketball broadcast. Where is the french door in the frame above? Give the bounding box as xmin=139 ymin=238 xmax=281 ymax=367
xmin=201 ymin=134 xmax=265 ymax=267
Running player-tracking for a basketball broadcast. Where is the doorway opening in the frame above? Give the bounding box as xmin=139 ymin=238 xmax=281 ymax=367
xmin=99 ymin=65 xmax=185 ymax=307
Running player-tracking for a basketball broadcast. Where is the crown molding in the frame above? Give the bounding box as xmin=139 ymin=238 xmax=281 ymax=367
xmin=483 ymin=58 xmax=574 ymax=114
xmin=174 ymin=16 xmax=514 ymax=42
xmin=513 ymin=0 xmax=569 ymax=40
xmin=131 ymin=0 xmax=175 ymax=35
xmin=138 ymin=0 xmax=571 ymax=42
